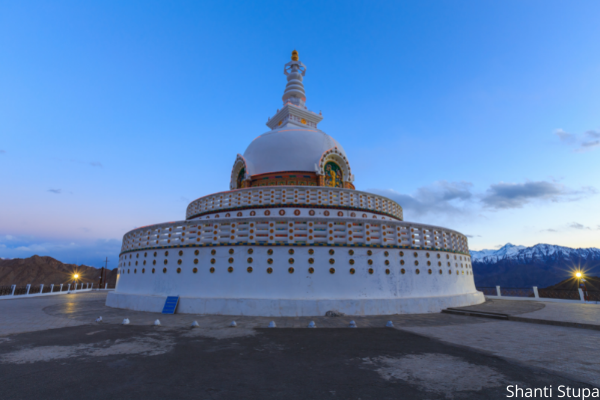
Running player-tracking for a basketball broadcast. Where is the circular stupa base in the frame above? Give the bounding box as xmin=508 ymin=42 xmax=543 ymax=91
xmin=106 ymin=291 xmax=484 ymax=317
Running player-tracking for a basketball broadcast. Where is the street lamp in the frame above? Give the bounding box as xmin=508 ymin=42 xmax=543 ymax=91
xmin=575 ymin=271 xmax=588 ymax=301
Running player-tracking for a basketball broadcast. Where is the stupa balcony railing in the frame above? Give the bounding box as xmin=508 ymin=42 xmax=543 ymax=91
xmin=185 ymin=186 xmax=403 ymax=221
xmin=120 ymin=218 xmax=470 ymax=257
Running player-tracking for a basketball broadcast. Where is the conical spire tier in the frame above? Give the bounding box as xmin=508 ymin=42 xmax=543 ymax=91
xmin=266 ymin=51 xmax=323 ymax=130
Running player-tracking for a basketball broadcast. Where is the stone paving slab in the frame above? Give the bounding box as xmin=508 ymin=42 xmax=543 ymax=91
xmin=449 ymin=298 xmax=546 ymax=315
xmin=451 ymin=298 xmax=600 ymax=330
xmin=401 ymin=320 xmax=600 ymax=387
xmin=518 ymin=302 xmax=600 ymax=326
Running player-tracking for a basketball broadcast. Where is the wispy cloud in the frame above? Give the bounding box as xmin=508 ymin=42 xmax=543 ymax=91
xmin=373 ymin=178 xmax=596 ymax=222
xmin=0 ymin=150 xmax=6 ymax=154
xmin=70 ymin=159 xmax=103 ymax=168
xmin=540 ymin=222 xmax=599 ymax=233
xmin=569 ymin=222 xmax=589 ymax=230
xmin=466 ymin=234 xmax=482 ymax=238
xmin=371 ymin=181 xmax=474 ymax=218
xmin=48 ymin=189 xmax=62 ymax=194
xmin=481 ymin=181 xmax=595 ymax=209
xmin=555 ymin=129 xmax=577 ymax=144
xmin=555 ymin=128 xmax=600 ymax=153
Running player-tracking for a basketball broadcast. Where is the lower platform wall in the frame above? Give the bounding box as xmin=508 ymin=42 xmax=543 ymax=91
xmin=106 ymin=291 xmax=485 ymax=316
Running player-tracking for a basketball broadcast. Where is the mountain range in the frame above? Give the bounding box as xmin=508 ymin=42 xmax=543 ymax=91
xmin=470 ymin=243 xmax=600 ymax=288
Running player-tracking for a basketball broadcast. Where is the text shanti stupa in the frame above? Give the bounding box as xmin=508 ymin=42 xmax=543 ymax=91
xmin=107 ymin=51 xmax=484 ymax=316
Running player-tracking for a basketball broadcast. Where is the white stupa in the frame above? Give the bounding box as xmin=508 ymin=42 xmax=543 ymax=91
xmin=107 ymin=51 xmax=484 ymax=316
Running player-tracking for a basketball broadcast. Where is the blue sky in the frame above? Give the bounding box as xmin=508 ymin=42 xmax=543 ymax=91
xmin=1 ymin=0 xmax=599 ymax=267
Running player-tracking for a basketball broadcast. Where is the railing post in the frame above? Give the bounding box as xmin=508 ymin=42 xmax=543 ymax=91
xmin=39 ymin=284 xmax=44 ymax=294
xmin=579 ymin=288 xmax=585 ymax=303
xmin=26 ymin=284 xmax=31 ymax=295
xmin=496 ymin=285 xmax=501 ymax=297
xmin=11 ymin=285 xmax=16 ymax=296
xmin=533 ymin=286 xmax=539 ymax=299
xmin=67 ymin=284 xmax=71 ymax=292
xmin=60 ymin=284 xmax=63 ymax=292
xmin=105 ymin=283 xmax=107 ymax=289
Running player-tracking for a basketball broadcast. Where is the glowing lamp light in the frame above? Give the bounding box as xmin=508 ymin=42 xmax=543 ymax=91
xmin=74 ymin=274 xmax=79 ymax=279
xmin=575 ymin=272 xmax=582 ymax=278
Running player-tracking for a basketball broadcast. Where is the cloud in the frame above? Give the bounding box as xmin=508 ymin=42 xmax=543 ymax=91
xmin=70 ymin=159 xmax=103 ymax=168
xmin=481 ymin=181 xmax=594 ymax=209
xmin=48 ymin=189 xmax=62 ymax=194
xmin=555 ymin=129 xmax=576 ymax=143
xmin=371 ymin=181 xmax=474 ymax=218
xmin=585 ymin=130 xmax=600 ymax=138
xmin=569 ymin=222 xmax=592 ymax=230
xmin=466 ymin=234 xmax=482 ymax=238
xmin=578 ymin=140 xmax=600 ymax=151
xmin=0 ymin=150 xmax=5 ymax=154
xmin=556 ymin=128 xmax=600 ymax=152
xmin=541 ymin=228 xmax=558 ymax=233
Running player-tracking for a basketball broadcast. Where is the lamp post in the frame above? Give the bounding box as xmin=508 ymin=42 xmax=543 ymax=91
xmin=575 ymin=271 xmax=589 ymax=302
xmin=73 ymin=274 xmax=79 ymax=291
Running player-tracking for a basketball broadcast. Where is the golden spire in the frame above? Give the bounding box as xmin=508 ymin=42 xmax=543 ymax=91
xmin=291 ymin=50 xmax=299 ymax=61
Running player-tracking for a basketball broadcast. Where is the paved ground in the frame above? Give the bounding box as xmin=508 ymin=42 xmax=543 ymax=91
xmin=519 ymin=301 xmax=600 ymax=326
xmin=0 ymin=292 xmax=108 ymax=336
xmin=0 ymin=293 xmax=598 ymax=399
xmin=452 ymin=298 xmax=600 ymax=328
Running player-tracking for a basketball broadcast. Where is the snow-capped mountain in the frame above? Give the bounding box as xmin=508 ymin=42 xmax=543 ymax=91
xmin=470 ymin=243 xmax=600 ymax=288
xmin=470 ymin=243 xmax=600 ymax=264
xmin=470 ymin=243 xmax=526 ymax=261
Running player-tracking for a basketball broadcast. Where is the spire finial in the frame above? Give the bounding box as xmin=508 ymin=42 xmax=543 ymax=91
xmin=265 ymin=53 xmax=323 ymax=130
xmin=282 ymin=52 xmax=307 ymax=107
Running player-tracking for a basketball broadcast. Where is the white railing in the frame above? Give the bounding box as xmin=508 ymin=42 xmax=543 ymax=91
xmin=479 ymin=286 xmax=596 ymax=304
xmin=0 ymin=282 xmax=112 ymax=300
xmin=185 ymin=187 xmax=404 ymax=221
xmin=120 ymin=217 xmax=470 ymax=256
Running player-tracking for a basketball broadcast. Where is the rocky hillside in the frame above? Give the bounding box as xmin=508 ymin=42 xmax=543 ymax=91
xmin=471 ymin=243 xmax=600 ymax=288
xmin=0 ymin=255 xmax=117 ymax=287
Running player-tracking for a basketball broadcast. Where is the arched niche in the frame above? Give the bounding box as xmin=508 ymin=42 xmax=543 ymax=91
xmin=317 ymin=147 xmax=354 ymax=188
xmin=229 ymin=154 xmax=249 ymax=190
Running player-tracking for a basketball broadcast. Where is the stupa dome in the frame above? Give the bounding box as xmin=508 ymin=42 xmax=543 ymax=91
xmin=243 ymin=126 xmax=347 ymax=176
xmin=229 ymin=50 xmax=354 ymax=190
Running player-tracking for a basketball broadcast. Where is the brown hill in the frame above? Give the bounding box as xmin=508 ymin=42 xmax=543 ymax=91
xmin=0 ymin=255 xmax=117 ymax=287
